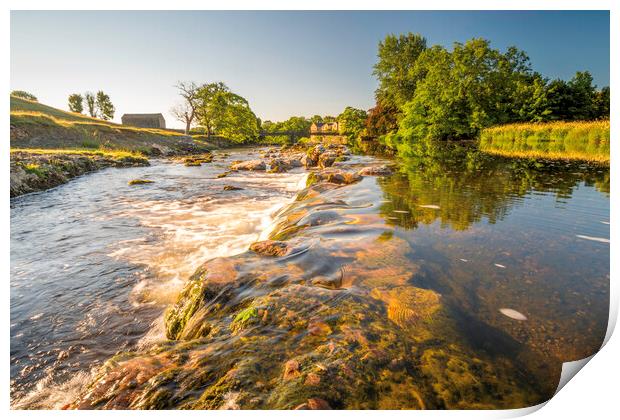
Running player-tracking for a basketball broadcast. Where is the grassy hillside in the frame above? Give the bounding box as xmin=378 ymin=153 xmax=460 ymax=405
xmin=10 ymin=96 xmax=210 ymax=155
xmin=479 ymin=120 xmax=610 ymax=164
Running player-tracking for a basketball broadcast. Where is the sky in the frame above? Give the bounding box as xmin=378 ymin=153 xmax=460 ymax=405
xmin=11 ymin=10 xmax=610 ymax=129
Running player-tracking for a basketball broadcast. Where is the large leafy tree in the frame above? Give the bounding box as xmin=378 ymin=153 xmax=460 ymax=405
xmin=337 ymin=106 xmax=367 ymax=139
xmin=399 ymin=39 xmax=540 ymax=142
xmin=95 ymin=91 xmax=115 ymax=120
xmin=373 ymin=33 xmax=427 ymax=110
xmin=195 ymin=82 xmax=230 ymax=136
xmin=194 ymin=84 xmax=259 ymax=143
xmin=67 ymin=93 xmax=84 ymax=114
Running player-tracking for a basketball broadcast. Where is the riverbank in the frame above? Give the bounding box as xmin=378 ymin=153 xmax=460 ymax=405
xmin=10 ymin=149 xmax=149 ymax=197
xmin=10 ymin=96 xmax=213 ymax=155
xmin=479 ymin=120 xmax=610 ymax=163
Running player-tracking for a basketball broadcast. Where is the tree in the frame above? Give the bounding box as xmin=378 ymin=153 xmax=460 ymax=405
xmin=365 ymin=102 xmax=400 ymax=137
xmin=310 ymin=115 xmax=324 ymax=125
xmin=85 ymin=92 xmax=97 ymax=117
xmin=398 ymin=39 xmax=539 ymax=143
xmin=594 ymin=86 xmax=610 ymax=119
xmin=195 ymin=82 xmax=230 ymax=136
xmin=194 ymin=85 xmax=259 ymax=143
xmin=95 ymin=91 xmax=115 ymax=120
xmin=546 ymin=72 xmax=598 ymax=121
xmin=566 ymin=71 xmax=597 ymax=120
xmin=11 ymin=90 xmax=38 ymax=101
xmin=68 ymin=93 xmax=84 ymax=114
xmin=174 ymin=81 xmax=201 ymax=134
xmin=373 ymin=33 xmax=427 ymax=110
xmin=170 ymin=102 xmax=195 ymax=134
xmin=337 ymin=107 xmax=367 ymax=139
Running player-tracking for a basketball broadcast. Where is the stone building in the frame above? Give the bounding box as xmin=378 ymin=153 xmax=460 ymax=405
xmin=121 ymin=113 xmax=166 ymax=129
xmin=310 ymin=121 xmax=339 ymax=134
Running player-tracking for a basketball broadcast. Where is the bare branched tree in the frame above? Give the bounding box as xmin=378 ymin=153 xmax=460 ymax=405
xmin=170 ymin=102 xmax=195 ymax=135
xmin=174 ymin=81 xmax=200 ymax=134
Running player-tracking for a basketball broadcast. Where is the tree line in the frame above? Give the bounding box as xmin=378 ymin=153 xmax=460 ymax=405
xmin=364 ymin=33 xmax=610 ymax=146
xmin=67 ymin=91 xmax=115 ymax=120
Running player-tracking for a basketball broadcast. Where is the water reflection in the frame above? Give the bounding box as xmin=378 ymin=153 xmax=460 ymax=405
xmin=374 ymin=142 xmax=609 ymax=366
xmin=377 ymin=143 xmax=609 ymax=231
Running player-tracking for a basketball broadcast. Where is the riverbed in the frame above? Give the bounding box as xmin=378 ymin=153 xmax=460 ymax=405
xmin=10 ymin=145 xmax=610 ymax=409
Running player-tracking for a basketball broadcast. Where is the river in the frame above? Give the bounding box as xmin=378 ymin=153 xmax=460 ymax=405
xmin=10 ymin=144 xmax=610 ymax=409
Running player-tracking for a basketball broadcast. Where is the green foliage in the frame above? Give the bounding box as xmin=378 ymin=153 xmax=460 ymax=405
xmin=84 ymin=92 xmax=97 ymax=117
xmin=373 ymin=33 xmax=427 ymax=109
xmin=11 ymin=90 xmax=38 ymax=102
xmin=337 ymin=106 xmax=367 ymax=139
xmin=193 ymin=82 xmax=259 ymax=143
xmin=369 ymin=33 xmax=610 ymax=149
xmin=233 ymin=307 xmax=258 ymax=324
xmin=261 ymin=116 xmax=311 ymax=143
xmin=68 ymin=93 xmax=84 ymax=114
xmin=95 ymin=91 xmax=115 ymax=121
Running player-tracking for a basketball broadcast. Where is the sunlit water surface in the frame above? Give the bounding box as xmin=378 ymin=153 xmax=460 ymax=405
xmin=10 ymin=149 xmax=306 ymax=407
xmin=10 ymin=145 xmax=609 ymax=408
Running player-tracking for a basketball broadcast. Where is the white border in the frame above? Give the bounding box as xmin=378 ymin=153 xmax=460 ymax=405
xmin=3 ymin=2 xmax=617 ymax=420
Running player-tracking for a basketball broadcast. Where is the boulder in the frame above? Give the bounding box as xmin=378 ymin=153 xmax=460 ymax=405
xmin=230 ymin=160 xmax=266 ymax=171
xmin=269 ymin=159 xmax=292 ymax=173
xmin=318 ymin=152 xmax=337 ymax=169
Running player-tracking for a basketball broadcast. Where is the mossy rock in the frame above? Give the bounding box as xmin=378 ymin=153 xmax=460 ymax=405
xmin=128 ymin=179 xmax=154 ymax=186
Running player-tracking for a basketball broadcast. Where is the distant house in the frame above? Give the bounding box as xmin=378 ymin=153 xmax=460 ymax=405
xmin=121 ymin=113 xmax=166 ymax=129
xmin=310 ymin=121 xmax=339 ymax=134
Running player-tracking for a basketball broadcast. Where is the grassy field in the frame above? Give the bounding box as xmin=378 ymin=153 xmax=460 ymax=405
xmin=479 ymin=120 xmax=610 ymax=164
xmin=10 ymin=96 xmax=210 ymax=155
xmin=10 ymin=147 xmax=146 ymax=159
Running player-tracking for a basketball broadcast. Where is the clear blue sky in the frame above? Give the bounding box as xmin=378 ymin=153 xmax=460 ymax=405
xmin=11 ymin=10 xmax=610 ymax=128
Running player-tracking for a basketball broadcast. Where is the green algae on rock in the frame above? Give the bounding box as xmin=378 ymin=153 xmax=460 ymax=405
xmin=128 ymin=179 xmax=154 ymax=185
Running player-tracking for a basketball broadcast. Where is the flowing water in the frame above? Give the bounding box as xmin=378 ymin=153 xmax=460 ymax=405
xmin=10 ymin=148 xmax=307 ymax=407
xmin=10 ymin=144 xmax=610 ymax=409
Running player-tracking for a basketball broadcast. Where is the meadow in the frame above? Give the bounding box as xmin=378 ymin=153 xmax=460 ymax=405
xmin=10 ymin=96 xmax=207 ymax=154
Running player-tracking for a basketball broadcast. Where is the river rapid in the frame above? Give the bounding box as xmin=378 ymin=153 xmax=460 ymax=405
xmin=10 ymin=144 xmax=610 ymax=409
xmin=10 ymin=148 xmax=307 ymax=408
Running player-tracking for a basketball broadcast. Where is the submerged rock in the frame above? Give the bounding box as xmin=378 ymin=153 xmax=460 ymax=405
xmin=249 ymin=240 xmax=289 ymax=257
xmin=306 ymin=170 xmax=362 ymax=186
xmin=223 ymin=185 xmax=243 ymax=191
xmin=357 ymin=165 xmax=393 ymax=176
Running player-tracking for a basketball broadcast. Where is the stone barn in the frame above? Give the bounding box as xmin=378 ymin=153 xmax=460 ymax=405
xmin=121 ymin=113 xmax=166 ymax=129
